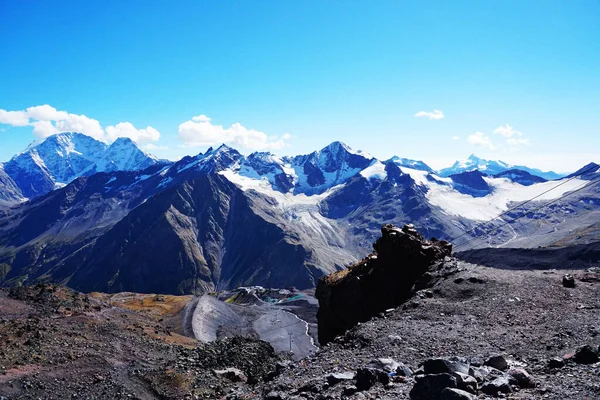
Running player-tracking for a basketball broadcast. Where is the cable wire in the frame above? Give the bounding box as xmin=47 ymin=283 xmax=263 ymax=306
xmin=453 ymin=176 xmax=600 ymax=251
xmin=449 ymin=163 xmax=600 ymax=245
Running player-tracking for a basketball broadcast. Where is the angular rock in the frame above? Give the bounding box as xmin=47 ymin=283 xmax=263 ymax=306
xmin=368 ymin=358 xmax=401 ymax=374
xmin=355 ymin=367 xmax=389 ymax=391
xmin=440 ymin=388 xmax=476 ymax=400
xmin=326 ymin=371 xmax=355 ymax=386
xmin=547 ymin=358 xmax=565 ymax=369
xmin=423 ymin=358 xmax=470 ymax=375
xmin=454 ymin=372 xmax=478 ymax=393
xmin=316 ymin=224 xmax=452 ymax=344
xmin=508 ymin=367 xmax=535 ymax=388
xmin=214 ymin=367 xmax=247 ymax=382
xmin=481 ymin=376 xmax=512 ymax=396
xmin=484 ymin=355 xmax=508 ymax=371
xmin=264 ymin=392 xmax=286 ymax=400
xmin=365 ymin=357 xmax=413 ymax=377
xmin=574 ymin=345 xmax=599 ymax=364
xmin=562 ymin=274 xmax=576 ymax=288
xmin=410 ymin=373 xmax=458 ymax=400
xmin=395 ymin=362 xmax=413 ymax=377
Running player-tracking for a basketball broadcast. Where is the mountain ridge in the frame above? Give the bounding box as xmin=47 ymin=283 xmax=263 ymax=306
xmin=0 ymin=133 xmax=597 ymax=295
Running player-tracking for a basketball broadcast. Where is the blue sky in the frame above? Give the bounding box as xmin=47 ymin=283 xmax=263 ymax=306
xmin=1 ymin=1 xmax=598 ymax=172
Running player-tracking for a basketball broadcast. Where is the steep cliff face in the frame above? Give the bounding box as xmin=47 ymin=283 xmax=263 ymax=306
xmin=0 ymin=165 xmax=23 ymax=203
xmin=316 ymin=224 xmax=452 ymax=344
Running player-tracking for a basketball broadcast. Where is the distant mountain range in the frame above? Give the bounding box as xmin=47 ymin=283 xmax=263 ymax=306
xmin=438 ymin=154 xmax=564 ymax=180
xmin=0 ymin=133 xmax=597 ymax=294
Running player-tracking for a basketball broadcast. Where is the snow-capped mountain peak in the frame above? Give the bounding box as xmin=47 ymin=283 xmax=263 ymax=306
xmin=439 ymin=154 xmax=563 ymax=180
xmin=386 ymin=156 xmax=433 ymax=172
xmin=2 ymin=132 xmax=161 ymax=199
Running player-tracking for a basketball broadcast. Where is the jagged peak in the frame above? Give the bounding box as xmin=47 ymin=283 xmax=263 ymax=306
xmin=110 ymin=137 xmax=136 ymax=145
xmin=321 ymin=140 xmax=351 ymax=152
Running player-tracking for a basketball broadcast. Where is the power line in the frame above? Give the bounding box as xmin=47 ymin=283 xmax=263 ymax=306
xmin=449 ymin=163 xmax=600 ymax=245
xmin=453 ymin=176 xmax=600 ymax=251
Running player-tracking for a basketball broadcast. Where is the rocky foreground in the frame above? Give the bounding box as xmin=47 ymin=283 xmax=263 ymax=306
xmin=0 ymin=225 xmax=599 ymax=399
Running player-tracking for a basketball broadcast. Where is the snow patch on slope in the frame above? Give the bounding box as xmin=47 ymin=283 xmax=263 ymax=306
xmin=360 ymin=161 xmax=387 ymax=180
xmin=400 ymin=167 xmax=588 ymax=221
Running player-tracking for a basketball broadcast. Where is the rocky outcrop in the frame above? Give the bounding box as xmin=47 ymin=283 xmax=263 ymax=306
xmin=315 ymin=224 xmax=452 ymax=344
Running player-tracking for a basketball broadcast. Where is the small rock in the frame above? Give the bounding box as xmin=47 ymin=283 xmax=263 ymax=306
xmin=469 ymin=355 xmax=484 ymax=367
xmin=395 ymin=362 xmax=413 ymax=377
xmin=410 ymin=373 xmax=458 ymax=400
xmin=355 ymin=368 xmax=388 ymax=391
xmin=508 ymin=367 xmax=535 ymax=388
xmin=547 ymin=358 xmax=565 ymax=369
xmin=440 ymin=388 xmax=476 ymax=400
xmin=484 ymin=355 xmax=508 ymax=371
xmin=453 ymin=372 xmax=478 ymax=393
xmin=214 ymin=367 xmax=247 ymax=383
xmin=562 ymin=274 xmax=575 ymax=288
xmin=573 ymin=345 xmax=599 ymax=364
xmin=388 ymin=335 xmax=403 ymax=343
xmin=264 ymin=392 xmax=286 ymax=400
xmin=297 ymin=380 xmax=322 ymax=394
xmin=423 ymin=358 xmax=470 ymax=375
xmin=368 ymin=358 xmax=401 ymax=374
xmin=326 ymin=371 xmax=355 ymax=386
xmin=481 ymin=376 xmax=512 ymax=396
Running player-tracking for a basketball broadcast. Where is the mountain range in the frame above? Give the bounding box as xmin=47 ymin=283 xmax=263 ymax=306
xmin=0 ymin=132 xmax=597 ymax=294
xmin=0 ymin=132 xmax=163 ymax=201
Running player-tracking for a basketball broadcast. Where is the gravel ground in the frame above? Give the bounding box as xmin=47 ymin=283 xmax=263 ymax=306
xmin=0 ymin=259 xmax=599 ymax=399
xmin=253 ymin=260 xmax=600 ymax=399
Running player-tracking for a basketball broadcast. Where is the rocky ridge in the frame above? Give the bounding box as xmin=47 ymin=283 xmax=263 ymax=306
xmin=316 ymin=224 xmax=452 ymax=344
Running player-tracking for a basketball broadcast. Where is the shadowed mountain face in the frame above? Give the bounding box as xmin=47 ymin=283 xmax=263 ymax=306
xmin=493 ymin=169 xmax=547 ymax=186
xmin=0 ymin=170 xmax=354 ymax=294
xmin=449 ymin=170 xmax=492 ymax=197
xmin=0 ymin=166 xmax=23 ymax=204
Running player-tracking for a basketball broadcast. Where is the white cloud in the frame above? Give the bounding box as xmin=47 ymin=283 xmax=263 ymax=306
xmin=414 ymin=110 xmax=444 ymax=120
xmin=467 ymin=131 xmax=495 ymax=150
xmin=0 ymin=110 xmax=29 ymax=126
xmin=178 ymin=115 xmax=290 ymax=150
xmin=105 ymin=122 xmax=160 ymax=145
xmin=0 ymin=104 xmax=160 ymax=144
xmin=192 ymin=114 xmax=211 ymax=123
xmin=507 ymin=137 xmax=530 ymax=146
xmin=452 ymin=136 xmax=460 ymax=140
xmin=493 ymin=124 xmax=521 ymax=138
xmin=493 ymin=124 xmax=530 ymax=147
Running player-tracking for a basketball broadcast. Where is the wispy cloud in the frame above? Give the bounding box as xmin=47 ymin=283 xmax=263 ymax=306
xmin=494 ymin=124 xmax=530 ymax=147
xmin=506 ymin=137 xmax=530 ymax=146
xmin=493 ymin=124 xmax=521 ymax=138
xmin=178 ymin=114 xmax=291 ymax=150
xmin=414 ymin=110 xmax=444 ymax=120
xmin=452 ymin=136 xmax=460 ymax=140
xmin=467 ymin=131 xmax=495 ymax=150
xmin=0 ymin=104 xmax=161 ymax=145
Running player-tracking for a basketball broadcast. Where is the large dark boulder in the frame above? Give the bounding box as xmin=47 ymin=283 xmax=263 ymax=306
xmin=315 ymin=224 xmax=452 ymax=344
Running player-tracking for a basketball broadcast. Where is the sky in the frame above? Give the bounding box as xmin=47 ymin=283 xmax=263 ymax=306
xmin=1 ymin=1 xmax=599 ymax=173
